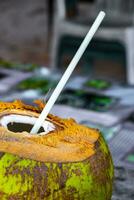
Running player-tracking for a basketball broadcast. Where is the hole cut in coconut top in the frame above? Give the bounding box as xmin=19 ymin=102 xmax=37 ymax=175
xmin=0 ymin=114 xmax=55 ymax=135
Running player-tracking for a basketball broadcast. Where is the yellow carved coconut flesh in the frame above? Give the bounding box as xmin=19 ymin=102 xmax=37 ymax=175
xmin=0 ymin=100 xmax=114 ymax=200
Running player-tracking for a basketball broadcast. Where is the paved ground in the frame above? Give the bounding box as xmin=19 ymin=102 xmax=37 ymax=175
xmin=112 ymin=167 xmax=134 ymax=200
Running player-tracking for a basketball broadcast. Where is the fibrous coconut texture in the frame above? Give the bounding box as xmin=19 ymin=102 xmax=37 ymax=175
xmin=0 ymin=100 xmax=114 ymax=200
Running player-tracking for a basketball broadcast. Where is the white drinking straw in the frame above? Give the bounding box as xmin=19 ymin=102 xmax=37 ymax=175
xmin=30 ymin=11 xmax=106 ymax=134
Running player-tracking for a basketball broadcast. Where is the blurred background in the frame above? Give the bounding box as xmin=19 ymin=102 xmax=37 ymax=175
xmin=0 ymin=1 xmax=134 ymax=199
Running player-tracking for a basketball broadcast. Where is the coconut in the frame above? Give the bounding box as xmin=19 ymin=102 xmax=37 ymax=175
xmin=0 ymin=100 xmax=114 ymax=200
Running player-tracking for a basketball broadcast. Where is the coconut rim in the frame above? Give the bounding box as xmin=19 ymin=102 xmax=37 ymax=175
xmin=0 ymin=114 xmax=55 ymax=136
xmin=0 ymin=109 xmax=58 ymax=135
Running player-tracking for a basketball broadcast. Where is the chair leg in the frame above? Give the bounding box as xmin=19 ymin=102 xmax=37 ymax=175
xmin=125 ymin=28 xmax=134 ymax=85
xmin=50 ymin=19 xmax=62 ymax=69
